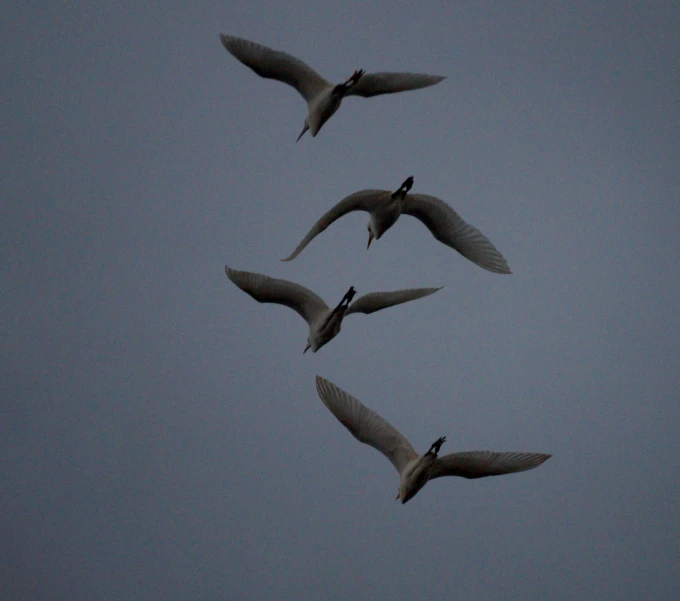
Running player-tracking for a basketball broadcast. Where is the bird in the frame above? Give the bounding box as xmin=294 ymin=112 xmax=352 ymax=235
xmin=219 ymin=34 xmax=445 ymax=141
xmin=225 ymin=266 xmax=441 ymax=353
xmin=282 ymin=176 xmax=512 ymax=274
xmin=316 ymin=376 xmax=551 ymax=504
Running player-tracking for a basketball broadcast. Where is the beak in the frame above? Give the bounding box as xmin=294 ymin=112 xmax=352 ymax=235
xmin=303 ymin=342 xmax=311 ymax=354
xmin=367 ymin=230 xmax=374 ymax=249
xmin=395 ymin=492 xmax=400 ymax=501
xmin=296 ymin=123 xmax=309 ymax=142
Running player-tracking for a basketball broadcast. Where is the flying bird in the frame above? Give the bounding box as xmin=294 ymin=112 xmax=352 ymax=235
xmin=225 ymin=266 xmax=441 ymax=353
xmin=282 ymin=176 xmax=511 ymax=274
xmin=316 ymin=376 xmax=551 ymax=503
xmin=220 ymin=34 xmax=445 ymax=141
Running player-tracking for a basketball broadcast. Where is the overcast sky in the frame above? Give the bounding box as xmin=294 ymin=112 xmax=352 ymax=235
xmin=2 ymin=2 xmax=679 ymax=600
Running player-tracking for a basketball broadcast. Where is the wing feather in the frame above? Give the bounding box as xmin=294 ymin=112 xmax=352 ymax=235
xmin=316 ymin=376 xmax=418 ymax=474
xmin=220 ymin=34 xmax=328 ymax=102
xmin=225 ymin=266 xmax=328 ymax=325
xmin=346 ymin=72 xmax=446 ymax=98
xmin=429 ymin=451 xmax=551 ymax=480
xmin=346 ymin=287 xmax=441 ymax=315
xmin=403 ymin=193 xmax=511 ymax=274
xmin=282 ymin=190 xmax=388 ymax=261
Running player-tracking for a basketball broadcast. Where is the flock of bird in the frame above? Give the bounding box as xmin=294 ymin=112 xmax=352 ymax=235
xmin=222 ymin=34 xmax=550 ymax=504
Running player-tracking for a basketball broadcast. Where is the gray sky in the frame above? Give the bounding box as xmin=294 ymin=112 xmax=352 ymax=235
xmin=2 ymin=2 xmax=679 ymax=599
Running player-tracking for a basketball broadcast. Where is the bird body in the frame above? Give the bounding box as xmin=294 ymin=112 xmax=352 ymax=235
xmin=220 ymin=35 xmax=445 ymax=140
xmin=282 ymin=177 xmax=511 ymax=274
xmin=315 ymin=376 xmax=551 ymax=503
xmin=367 ymin=181 xmax=409 ymax=245
xmin=398 ymin=437 xmax=446 ymax=503
xmin=306 ymin=86 xmax=341 ymax=137
xmin=225 ymin=266 xmax=441 ymax=353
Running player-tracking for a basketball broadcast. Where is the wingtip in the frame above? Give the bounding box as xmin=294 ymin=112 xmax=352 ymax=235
xmin=483 ymin=260 xmax=512 ymax=275
xmin=532 ymin=453 xmax=552 ymax=469
xmin=498 ymin=262 xmax=513 ymax=275
xmin=315 ymin=375 xmax=330 ymax=396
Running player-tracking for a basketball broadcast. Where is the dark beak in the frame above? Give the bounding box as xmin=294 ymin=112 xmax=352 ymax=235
xmin=297 ymin=123 xmax=309 ymax=142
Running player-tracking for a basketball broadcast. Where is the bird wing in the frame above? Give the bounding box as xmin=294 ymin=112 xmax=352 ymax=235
xmin=225 ymin=266 xmax=328 ymax=325
xmin=316 ymin=376 xmax=418 ymax=474
xmin=345 ymin=287 xmax=441 ymax=315
xmin=429 ymin=451 xmax=551 ymax=480
xmin=403 ymin=193 xmax=511 ymax=274
xmin=281 ymin=190 xmax=387 ymax=261
xmin=220 ymin=34 xmax=329 ymax=103
xmin=345 ymin=72 xmax=445 ymax=97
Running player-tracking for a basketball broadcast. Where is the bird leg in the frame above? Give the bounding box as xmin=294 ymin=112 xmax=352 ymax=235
xmin=391 ymin=175 xmax=414 ymax=199
xmin=343 ymin=69 xmax=365 ymax=87
xmin=334 ymin=70 xmax=365 ymax=97
xmin=426 ymin=436 xmax=446 ymax=456
xmin=325 ymin=286 xmax=357 ymax=322
xmin=319 ymin=287 xmax=357 ymax=333
xmin=333 ymin=286 xmax=357 ymax=312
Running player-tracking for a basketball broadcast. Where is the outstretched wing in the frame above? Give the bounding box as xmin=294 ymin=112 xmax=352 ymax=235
xmin=346 ymin=72 xmax=446 ymax=97
xmin=429 ymin=451 xmax=551 ymax=480
xmin=346 ymin=287 xmax=441 ymax=315
xmin=225 ymin=266 xmax=328 ymax=325
xmin=220 ymin=34 xmax=329 ymax=102
xmin=403 ymin=193 xmax=511 ymax=274
xmin=316 ymin=376 xmax=418 ymax=474
xmin=281 ymin=190 xmax=388 ymax=261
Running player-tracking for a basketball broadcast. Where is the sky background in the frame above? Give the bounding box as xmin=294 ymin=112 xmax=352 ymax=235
xmin=2 ymin=2 xmax=679 ymax=599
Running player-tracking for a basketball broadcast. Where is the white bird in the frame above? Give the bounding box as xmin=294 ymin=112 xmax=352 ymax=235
xmin=220 ymin=34 xmax=446 ymax=141
xmin=225 ymin=266 xmax=441 ymax=353
xmin=282 ymin=176 xmax=512 ymax=274
xmin=316 ymin=376 xmax=551 ymax=504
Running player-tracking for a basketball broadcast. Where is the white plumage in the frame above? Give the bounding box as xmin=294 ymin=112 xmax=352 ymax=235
xmin=316 ymin=376 xmax=551 ymax=503
xmin=220 ymin=35 xmax=445 ymax=140
xmin=225 ymin=266 xmax=441 ymax=353
xmin=282 ymin=176 xmax=511 ymax=274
